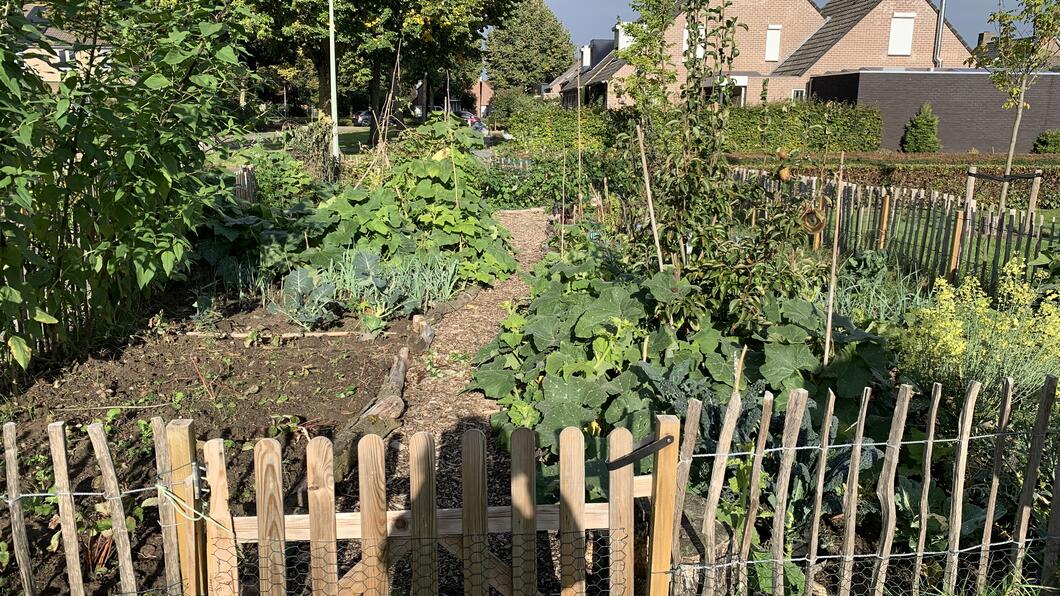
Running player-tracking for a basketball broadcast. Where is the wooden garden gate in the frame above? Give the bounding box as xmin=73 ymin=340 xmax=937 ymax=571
xmin=159 ymin=416 xmax=683 ymax=595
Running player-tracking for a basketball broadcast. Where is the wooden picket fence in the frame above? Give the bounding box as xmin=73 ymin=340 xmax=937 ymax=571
xmin=3 ymin=378 xmax=1059 ymax=595
xmin=734 ymin=167 xmax=1058 ymax=294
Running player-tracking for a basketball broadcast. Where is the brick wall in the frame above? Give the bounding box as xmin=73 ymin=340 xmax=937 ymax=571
xmin=807 ymin=0 xmax=970 ymax=77
xmin=851 ymin=72 xmax=1060 ymax=152
xmin=728 ymin=0 xmax=825 ymax=75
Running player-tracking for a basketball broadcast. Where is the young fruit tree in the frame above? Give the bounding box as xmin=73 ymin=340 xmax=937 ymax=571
xmin=968 ymin=0 xmax=1060 ymax=211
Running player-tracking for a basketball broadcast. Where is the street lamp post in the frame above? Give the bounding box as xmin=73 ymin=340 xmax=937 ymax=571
xmin=328 ymin=0 xmax=340 ymax=157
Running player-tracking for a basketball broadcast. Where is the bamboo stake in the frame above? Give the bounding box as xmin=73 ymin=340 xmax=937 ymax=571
xmin=839 ymin=389 xmax=872 ymax=596
xmin=944 ymin=382 xmax=982 ymax=593
xmin=911 ymin=384 xmax=942 ymax=596
xmin=823 ymin=152 xmax=846 ymax=366
xmin=805 ymin=389 xmax=836 ymax=593
xmin=737 ymin=392 xmax=774 ymax=596
xmin=637 ymin=124 xmax=665 ymax=273
xmin=975 ymin=378 xmax=1014 ymax=593
xmin=3 ymin=423 xmax=36 ymax=596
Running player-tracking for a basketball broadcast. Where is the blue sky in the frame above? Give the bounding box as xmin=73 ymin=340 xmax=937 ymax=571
xmin=544 ymin=0 xmax=1002 ymax=49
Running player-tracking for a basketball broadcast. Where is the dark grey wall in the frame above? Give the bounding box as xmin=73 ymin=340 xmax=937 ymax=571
xmin=808 ymin=73 xmax=860 ymax=104
xmin=853 ymin=72 xmax=1060 ymax=153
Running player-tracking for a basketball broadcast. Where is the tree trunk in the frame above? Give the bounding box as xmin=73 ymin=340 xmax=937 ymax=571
xmin=315 ymin=51 xmax=332 ymax=115
xmin=367 ymin=57 xmax=383 ymax=145
xmin=998 ymin=79 xmax=1028 ymax=213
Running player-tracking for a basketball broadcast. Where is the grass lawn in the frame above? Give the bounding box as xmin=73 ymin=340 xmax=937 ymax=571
xmin=1040 ymin=208 xmax=1060 ymax=224
xmin=339 ymin=127 xmax=371 ymax=153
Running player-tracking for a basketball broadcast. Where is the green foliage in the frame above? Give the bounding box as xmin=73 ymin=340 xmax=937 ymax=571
xmin=833 ymin=251 xmax=931 ymax=334
xmin=481 ymin=166 xmax=547 ymax=209
xmin=900 ymin=103 xmax=942 ymax=153
xmin=1033 ymin=129 xmax=1060 ymax=153
xmin=1 ymin=0 xmax=248 ymax=375
xmin=284 ymin=117 xmax=339 ymax=182
xmin=967 ymin=0 xmax=1060 ymax=111
xmin=505 ymin=99 xmax=610 ymax=156
xmin=269 ymin=267 xmax=338 ymax=329
xmin=244 ymin=147 xmax=317 ymax=210
xmin=484 ymin=0 xmax=574 ymax=93
xmin=725 ymin=101 xmax=883 ymax=153
xmin=486 ymin=88 xmax=535 ymax=127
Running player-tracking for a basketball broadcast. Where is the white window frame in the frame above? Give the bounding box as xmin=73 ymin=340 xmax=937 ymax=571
xmin=888 ymin=12 xmax=916 ymax=56
xmin=791 ymin=88 xmax=806 ymax=101
xmin=682 ymin=24 xmax=705 ymax=58
xmin=765 ymin=25 xmax=783 ymax=62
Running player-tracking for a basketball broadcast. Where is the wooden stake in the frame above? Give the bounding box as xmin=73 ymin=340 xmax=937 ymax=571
xmin=1027 ymin=169 xmax=1042 ymax=233
xmin=877 ymin=194 xmax=891 ymax=250
xmin=203 ymin=439 xmax=239 ymax=596
xmin=823 ymin=152 xmax=846 ymax=366
xmin=559 ymin=427 xmax=586 ymax=596
xmin=839 ymin=389 xmax=872 ymax=596
xmin=167 ymin=419 xmax=206 ymax=596
xmin=1014 ymin=376 xmax=1059 ymax=578
xmin=255 ymin=439 xmax=286 ymax=596
xmin=912 ymin=384 xmax=942 ymax=596
xmin=359 ymin=434 xmax=389 ymax=595
xmin=737 ymin=393 xmax=774 ymax=596
xmin=87 ymin=423 xmax=138 ymax=594
xmin=307 ymin=437 xmax=338 ymax=595
xmin=463 ymin=430 xmax=489 ymax=596
xmin=3 ymin=423 xmax=36 ymax=596
xmin=948 ymin=208 xmax=966 ymax=282
xmin=805 ymin=389 xmax=836 ymax=593
xmin=702 ymin=393 xmax=742 ymax=594
xmin=975 ymin=378 xmax=1013 ymax=593
xmin=637 ymin=124 xmax=665 ymax=273
xmin=608 ymin=428 xmax=634 ymax=596
xmin=47 ymin=422 xmax=85 ymax=596
xmin=944 ymin=381 xmax=981 ymax=593
xmin=511 ymin=428 xmax=537 ymax=596
xmin=151 ymin=418 xmax=182 ymax=595
xmin=411 ymin=432 xmax=439 ymax=595
xmin=871 ymin=385 xmax=913 ymax=596
xmin=648 ymin=415 xmax=681 ymax=596
xmin=1043 ymin=440 xmax=1060 ymax=588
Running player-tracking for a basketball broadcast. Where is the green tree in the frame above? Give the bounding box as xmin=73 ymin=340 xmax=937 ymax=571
xmin=901 ymin=103 xmax=942 ymax=153
xmin=485 ymin=0 xmax=573 ymax=92
xmin=968 ymin=0 xmax=1060 ymax=210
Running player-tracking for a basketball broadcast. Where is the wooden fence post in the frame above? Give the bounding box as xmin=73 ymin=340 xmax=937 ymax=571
xmin=463 ymin=430 xmax=489 ymax=596
xmin=1027 ymin=170 xmax=1042 ymax=233
xmin=47 ymin=422 xmax=85 ymax=596
xmin=737 ymin=393 xmax=774 ymax=596
xmin=966 ymin=167 xmax=977 ymax=206
xmin=307 ymin=437 xmax=338 ymax=595
xmin=608 ymin=428 xmax=634 ymax=596
xmin=944 ymin=382 xmax=981 ymax=593
xmin=805 ymin=390 xmax=836 ymax=593
xmin=1043 ymin=440 xmax=1060 ymax=588
xmin=949 ymin=208 xmax=966 ymax=282
xmin=151 ymin=418 xmax=182 ymax=595
xmin=560 ymin=427 xmax=586 ymax=596
xmin=877 ymin=194 xmax=891 ymax=250
xmin=648 ymin=415 xmax=681 ymax=596
xmin=976 ymin=378 xmax=1014 ymax=593
xmin=255 ymin=438 xmax=286 ymax=596
xmin=672 ymin=399 xmax=702 ymax=566
xmin=87 ymin=423 xmax=138 ymax=595
xmin=1014 ymin=376 xmax=1059 ymax=578
xmin=3 ymin=423 xmax=36 ymax=596
xmin=701 ymin=394 xmax=741 ymax=594
xmin=360 ymin=434 xmax=389 ymax=595
xmin=771 ymin=390 xmax=808 ymax=596
xmin=202 ymin=439 xmax=239 ymax=595
xmin=167 ymin=419 xmax=206 ymax=596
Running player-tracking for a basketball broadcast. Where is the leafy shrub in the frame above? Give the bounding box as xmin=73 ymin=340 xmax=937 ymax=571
xmin=725 ymin=101 xmax=882 ymax=153
xmin=0 ymin=0 xmax=248 ymax=374
xmin=901 ymin=103 xmax=942 ymax=153
xmin=505 ymin=100 xmax=610 ymax=156
xmin=244 ymin=147 xmax=316 ymax=210
xmin=900 ymin=259 xmax=1060 ymax=417
xmin=284 ymin=117 xmax=340 ymax=182
xmin=832 ymin=251 xmax=931 ymax=333
xmin=1033 ymin=129 xmax=1060 ymax=154
xmin=487 ymin=89 xmax=537 ymax=128
xmin=269 ymin=268 xmax=338 ymax=329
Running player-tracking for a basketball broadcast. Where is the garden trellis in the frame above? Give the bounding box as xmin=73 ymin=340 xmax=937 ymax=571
xmin=734 ymin=167 xmax=1058 ymax=295
xmin=2 ymin=378 xmax=1059 ymax=595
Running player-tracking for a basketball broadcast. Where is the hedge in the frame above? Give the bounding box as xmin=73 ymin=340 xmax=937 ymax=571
xmin=728 ymin=153 xmax=1060 ymax=210
xmin=504 ymin=99 xmax=611 ymax=156
xmin=725 ymin=101 xmax=883 ymax=153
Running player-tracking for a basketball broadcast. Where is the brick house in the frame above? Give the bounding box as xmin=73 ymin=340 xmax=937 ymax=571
xmin=561 ymin=0 xmax=970 ymax=108
xmin=20 ymin=4 xmax=109 ymax=90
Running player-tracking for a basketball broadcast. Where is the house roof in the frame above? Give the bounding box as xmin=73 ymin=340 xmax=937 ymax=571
xmin=22 ymin=3 xmax=84 ymax=46
xmin=560 ymin=50 xmax=629 ymax=92
xmin=773 ymin=0 xmax=971 ymax=76
xmin=546 ymin=62 xmax=581 ymax=92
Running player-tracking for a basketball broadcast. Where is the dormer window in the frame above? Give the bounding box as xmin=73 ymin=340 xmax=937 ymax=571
xmin=765 ymin=25 xmax=782 ymax=62
xmin=888 ymin=12 xmax=916 ymax=56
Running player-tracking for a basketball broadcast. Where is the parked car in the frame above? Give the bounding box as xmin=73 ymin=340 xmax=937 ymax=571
xmin=455 ymin=110 xmax=480 ymax=125
xmin=354 ymin=110 xmax=372 ymax=126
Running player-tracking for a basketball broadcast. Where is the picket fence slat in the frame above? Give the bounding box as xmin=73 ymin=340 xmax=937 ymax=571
xmin=1044 ymin=450 xmax=1060 ymax=588
xmin=976 ymin=378 xmax=1014 ymax=593
xmin=307 ymin=437 xmax=338 ymax=595
xmin=203 ymin=438 xmax=239 ymax=595
xmin=871 ymin=385 xmax=912 ymax=596
xmin=511 ymin=428 xmax=537 ymax=596
xmin=559 ymin=427 xmax=586 ymax=595
xmin=4 ymin=422 xmax=36 ymax=596
xmin=608 ymin=428 xmax=634 ymax=596
xmin=772 ymin=389 xmax=808 ymax=596
xmin=151 ymin=417 xmax=182 ymax=595
xmin=912 ymin=383 xmax=943 ymax=596
xmin=46 ymin=422 xmax=85 ymax=596
xmin=648 ymin=415 xmax=681 ymax=596
xmin=87 ymin=423 xmax=138 ymax=594
xmin=702 ymin=393 xmax=741 ymax=594
xmin=1014 ymin=376 xmax=1060 ymax=577
xmin=944 ymin=382 xmax=982 ymax=592
xmin=411 ymin=432 xmax=439 ymax=595
xmin=805 ymin=389 xmax=836 ymax=593
xmin=672 ymin=398 xmax=703 ymax=566
xmin=255 ymin=438 xmax=286 ymax=595
xmin=359 ymin=434 xmax=389 ymax=594
xmin=463 ymin=429 xmax=489 ymax=596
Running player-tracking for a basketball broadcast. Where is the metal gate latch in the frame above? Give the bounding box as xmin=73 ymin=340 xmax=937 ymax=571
xmin=605 ymin=435 xmax=674 ymax=471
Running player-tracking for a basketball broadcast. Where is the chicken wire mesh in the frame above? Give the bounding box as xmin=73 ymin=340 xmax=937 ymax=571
xmin=203 ymin=529 xmax=629 ymax=595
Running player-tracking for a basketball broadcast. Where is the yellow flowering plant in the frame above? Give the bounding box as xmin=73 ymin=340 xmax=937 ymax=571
xmin=901 ymin=259 xmax=1060 ymax=419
